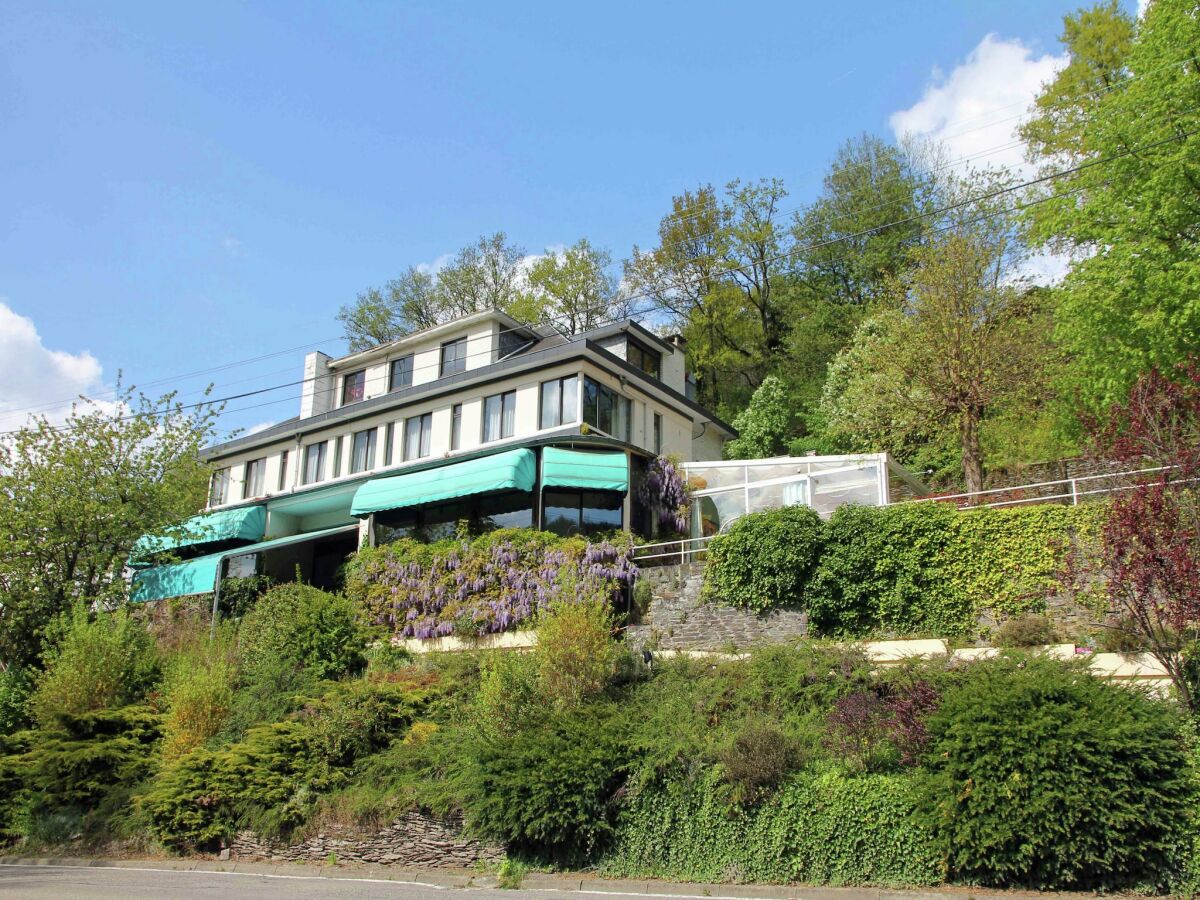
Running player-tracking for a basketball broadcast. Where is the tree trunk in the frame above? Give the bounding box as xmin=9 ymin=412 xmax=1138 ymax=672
xmin=960 ymin=406 xmax=984 ymax=499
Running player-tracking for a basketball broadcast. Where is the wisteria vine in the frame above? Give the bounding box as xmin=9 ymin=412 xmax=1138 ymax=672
xmin=637 ymin=455 xmax=691 ymax=534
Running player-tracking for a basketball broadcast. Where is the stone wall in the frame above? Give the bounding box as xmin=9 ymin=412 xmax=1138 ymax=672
xmin=230 ymin=810 xmax=503 ymax=867
xmin=626 ymin=563 xmax=808 ymax=651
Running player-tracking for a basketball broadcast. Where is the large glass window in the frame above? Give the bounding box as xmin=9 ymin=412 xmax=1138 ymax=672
xmin=350 ymin=428 xmax=376 ymax=474
xmin=342 ymin=370 xmax=365 ymax=405
xmin=542 ymin=490 xmax=623 ymax=537
xmin=209 ymin=467 xmax=231 ymax=506
xmin=451 ymin=403 xmax=463 ymax=450
xmin=374 ymin=492 xmax=533 ymax=545
xmin=383 ymin=422 xmax=395 ymax=466
xmin=243 ymin=458 xmax=265 ymax=499
xmin=331 ymin=435 xmax=343 ymax=478
xmin=389 ymin=355 xmax=414 ymax=391
xmin=440 ymin=338 xmax=467 ymax=376
xmin=627 ymin=338 xmax=661 ymax=380
xmin=540 ymin=375 xmax=579 ymax=429
xmin=583 ymin=377 xmax=630 ymax=441
xmin=404 ymin=413 xmax=432 ymax=460
xmin=482 ymin=390 xmax=516 ymax=442
xmin=302 ymin=442 xmax=327 ymax=485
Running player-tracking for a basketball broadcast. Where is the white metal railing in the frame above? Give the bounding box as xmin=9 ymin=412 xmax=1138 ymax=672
xmin=633 ymin=534 xmax=715 ymax=564
xmin=904 ymin=465 xmax=1182 ymax=510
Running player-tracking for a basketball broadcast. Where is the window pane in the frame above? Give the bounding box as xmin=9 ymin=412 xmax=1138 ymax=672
xmin=389 ymin=355 xmax=413 ymax=391
xmin=383 ymin=423 xmax=394 ymax=466
xmin=483 ymin=394 xmax=501 ymax=442
xmin=451 ymin=404 xmax=462 ymax=450
xmin=540 ymin=379 xmax=560 ymax=429
xmin=542 ymin=491 xmax=581 ymax=537
xmin=245 ymin=459 xmax=264 ymax=498
xmin=580 ymin=491 xmax=623 ymax=535
xmin=598 ymin=386 xmax=613 ymax=434
xmin=375 ymin=508 xmax=417 ymax=544
xmin=696 ymin=490 xmax=747 ymax=536
xmin=583 ymin=378 xmax=599 ymax=428
xmin=303 ymin=443 xmax=325 ymax=484
xmin=653 ymin=413 xmax=662 ymax=454
xmin=278 ymin=451 xmax=289 ymax=490
xmin=478 ymin=492 xmax=533 ymax=531
xmin=614 ymin=397 xmax=630 ymax=442
xmin=441 ymin=339 xmax=466 ymax=376
xmin=561 ymin=376 xmax=578 ymax=424
xmin=350 ymin=429 xmax=375 ymax=474
xmin=422 ymin=500 xmax=473 ymax=541
xmin=420 ymin=413 xmax=432 ymax=457
xmin=342 ymin=371 xmax=365 ymax=405
xmin=405 ymin=417 xmax=422 ymax=460
xmin=501 ymin=391 xmax=515 ymax=438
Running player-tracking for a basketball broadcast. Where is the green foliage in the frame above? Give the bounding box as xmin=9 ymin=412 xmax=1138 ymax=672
xmin=218 ymin=574 xmax=276 ymax=620
xmin=605 ymin=768 xmax=940 ymax=886
xmin=918 ymin=655 xmax=1195 ymax=890
xmin=496 ymin=856 xmax=528 ymax=889
xmin=0 ymin=668 xmax=33 ymax=736
xmin=161 ymin=630 xmax=238 ymax=759
xmin=30 ymin=605 xmax=160 ymax=728
xmin=724 ymin=377 xmax=792 ymax=459
xmin=704 ymin=506 xmax=826 ymax=612
xmin=0 ymin=387 xmax=217 ymax=671
xmin=994 ymin=614 xmax=1059 ymax=648
xmin=535 ymin=599 xmax=618 ymax=709
xmin=807 ymin=502 xmax=1102 ymax=637
xmin=239 ymin=583 xmax=366 ymax=682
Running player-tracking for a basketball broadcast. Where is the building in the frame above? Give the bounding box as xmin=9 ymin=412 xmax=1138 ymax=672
xmin=129 ymin=310 xmax=735 ymax=604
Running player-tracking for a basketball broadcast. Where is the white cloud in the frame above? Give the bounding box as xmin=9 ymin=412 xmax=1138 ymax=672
xmin=221 ymin=236 xmax=245 ymax=259
xmin=0 ymin=300 xmax=107 ymax=428
xmin=415 ymin=253 xmax=454 ymax=276
xmin=244 ymin=420 xmax=277 ymax=436
xmin=890 ymin=34 xmax=1068 ymax=177
xmin=1139 ymin=0 xmax=1151 ymax=17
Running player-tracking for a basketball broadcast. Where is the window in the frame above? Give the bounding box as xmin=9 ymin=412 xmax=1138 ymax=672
xmin=627 ymin=338 xmax=661 ymax=380
xmin=350 ymin=428 xmax=376 ymax=474
xmin=539 ymin=375 xmax=579 ymax=429
xmin=440 ymin=338 xmax=467 ymax=376
xmin=302 ymin=441 xmax=327 ymax=485
xmin=483 ymin=390 xmax=516 ymax=442
xmin=209 ymin=467 xmax=231 ymax=506
xmin=499 ymin=329 xmax=527 ymax=359
xmin=383 ymin=422 xmax=395 ymax=466
xmin=278 ymin=450 xmax=289 ymax=491
xmin=582 ymin=377 xmax=631 ymax=441
xmin=342 ymin=370 xmax=366 ymax=405
xmin=331 ymin=435 xmax=344 ymax=478
xmin=542 ymin=490 xmax=623 ymax=537
xmin=404 ymin=413 xmax=432 ymax=460
xmin=389 ymin=355 xmax=414 ymax=392
xmin=374 ymin=492 xmax=533 ymax=545
xmin=451 ymin=403 xmax=463 ymax=450
xmin=653 ymin=412 xmax=663 ymax=455
xmin=243 ymin=458 xmax=266 ymax=499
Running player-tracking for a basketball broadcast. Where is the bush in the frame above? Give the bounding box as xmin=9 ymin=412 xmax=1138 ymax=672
xmin=605 ymin=768 xmax=940 ymax=886
xmin=717 ymin=719 xmax=802 ymax=804
xmin=0 ymin=668 xmax=33 ymax=735
xmin=704 ymin=506 xmax=826 ymax=612
xmin=475 ymin=651 xmax=542 ymax=738
xmin=536 ymin=598 xmax=618 ymax=709
xmin=239 ymin=583 xmax=366 ymax=682
xmin=30 ymin=605 xmax=160 ymax=727
xmin=918 ymin=655 xmax=1194 ymax=890
xmin=161 ymin=633 xmax=237 ymax=759
xmin=994 ymin=613 xmax=1058 ymax=648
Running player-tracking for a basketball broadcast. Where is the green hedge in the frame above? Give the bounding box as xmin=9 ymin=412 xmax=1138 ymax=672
xmin=703 ymin=506 xmax=826 ymax=613
xmin=705 ymin=501 xmax=1104 ymax=637
xmin=604 ymin=768 xmax=940 ymax=886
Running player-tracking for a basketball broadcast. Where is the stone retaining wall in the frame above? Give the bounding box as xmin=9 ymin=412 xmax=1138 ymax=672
xmin=230 ymin=810 xmax=503 ymax=867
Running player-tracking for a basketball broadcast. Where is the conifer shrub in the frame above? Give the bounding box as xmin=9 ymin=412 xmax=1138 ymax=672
xmin=918 ymin=655 xmax=1194 ymax=890
xmin=704 ymin=506 xmax=826 ymax=612
xmin=30 ymin=604 xmax=160 ymax=727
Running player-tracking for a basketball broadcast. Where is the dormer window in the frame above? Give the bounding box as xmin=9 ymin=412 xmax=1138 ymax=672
xmin=440 ymin=338 xmax=467 ymax=377
xmin=342 ymin=370 xmax=366 ymax=405
xmin=627 ymin=338 xmax=661 ymax=380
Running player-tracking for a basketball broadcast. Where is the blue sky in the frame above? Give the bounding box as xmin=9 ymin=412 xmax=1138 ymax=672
xmin=0 ymin=1 xmax=1139 ymax=437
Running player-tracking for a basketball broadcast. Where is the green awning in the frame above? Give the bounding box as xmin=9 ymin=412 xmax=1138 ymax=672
xmin=131 ymin=505 xmax=266 ymax=562
xmin=130 ymin=553 xmax=222 ymax=603
xmin=130 ymin=524 xmax=358 ymax=603
xmin=541 ymin=448 xmax=629 ymax=492
xmin=351 ymin=448 xmax=536 ymax=517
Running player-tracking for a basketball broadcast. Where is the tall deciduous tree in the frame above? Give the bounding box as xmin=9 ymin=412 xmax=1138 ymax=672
xmin=1022 ymin=0 xmax=1200 ymax=412
xmin=337 ymin=267 xmax=442 ymax=352
xmin=524 ymin=239 xmax=628 ymax=335
xmin=0 ymin=390 xmax=219 ymax=671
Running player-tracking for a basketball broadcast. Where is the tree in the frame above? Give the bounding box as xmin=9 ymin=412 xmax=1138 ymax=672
xmin=1087 ymin=360 xmax=1200 ymax=710
xmin=0 ymin=389 xmax=219 ymax=671
xmin=524 ymin=239 xmax=628 ymax=335
xmin=336 ymin=267 xmax=442 ymax=352
xmin=816 ymin=172 xmax=1055 ymax=493
xmin=438 ymin=232 xmax=529 ymax=319
xmin=1022 ymin=0 xmax=1200 ymax=412
xmin=724 ymin=376 xmax=792 ymax=459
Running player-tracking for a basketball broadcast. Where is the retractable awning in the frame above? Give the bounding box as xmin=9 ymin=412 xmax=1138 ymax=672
xmin=131 ymin=505 xmax=266 ymax=563
xmin=541 ymin=447 xmax=629 ymax=493
xmin=129 ymin=524 xmax=358 ymax=603
xmin=350 ymin=448 xmax=536 ymax=517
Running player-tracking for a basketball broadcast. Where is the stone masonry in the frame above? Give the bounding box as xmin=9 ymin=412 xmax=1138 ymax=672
xmin=230 ymin=810 xmax=503 ymax=867
xmin=625 ymin=563 xmax=808 ymax=651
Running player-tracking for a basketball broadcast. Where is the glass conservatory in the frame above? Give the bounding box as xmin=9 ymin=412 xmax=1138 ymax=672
xmin=683 ymin=452 xmax=927 ymax=538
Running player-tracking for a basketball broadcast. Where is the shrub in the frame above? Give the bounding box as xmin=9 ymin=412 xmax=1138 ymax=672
xmin=704 ymin=506 xmax=826 ymax=612
xmin=239 ymin=583 xmax=366 ymax=682
xmin=717 ymin=719 xmax=802 ymax=804
xmin=455 ymin=702 xmax=629 ymax=865
xmin=994 ymin=613 xmax=1058 ymax=648
xmin=536 ymin=597 xmax=618 ymax=709
xmin=161 ymin=634 xmax=237 ymax=759
xmin=218 ymin=574 xmax=275 ymax=619
xmin=0 ymin=667 xmax=33 ymax=735
xmin=605 ymin=768 xmax=940 ymax=886
xmin=918 ymin=655 xmax=1194 ymax=890
xmin=475 ymin=651 xmax=542 ymax=737
xmin=30 ymin=604 xmax=160 ymax=727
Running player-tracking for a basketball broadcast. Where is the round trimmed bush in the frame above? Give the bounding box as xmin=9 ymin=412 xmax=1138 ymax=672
xmin=703 ymin=506 xmax=826 ymax=612
xmin=918 ymin=655 xmax=1194 ymax=890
